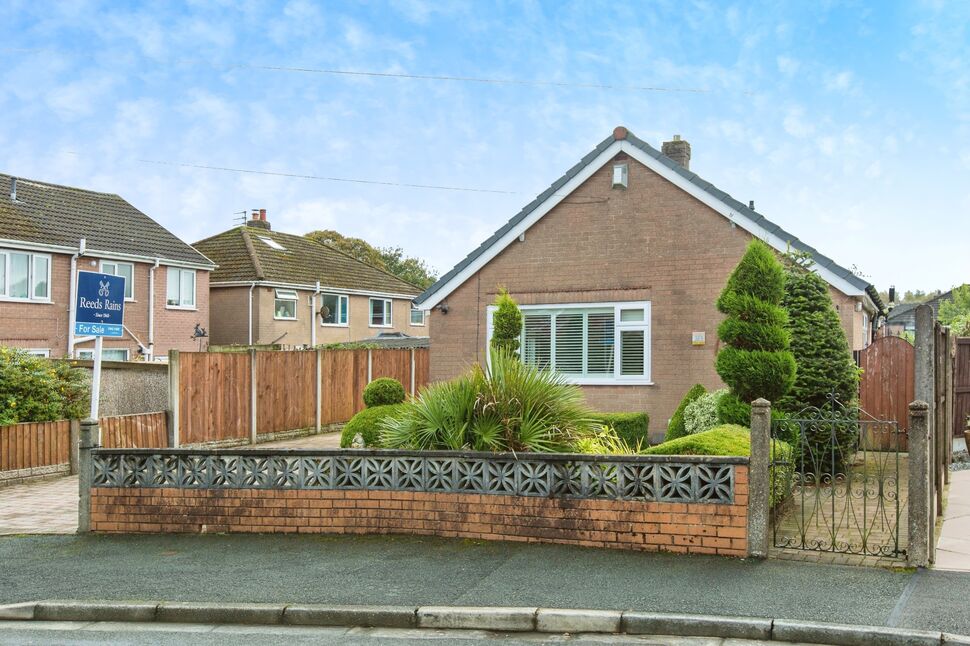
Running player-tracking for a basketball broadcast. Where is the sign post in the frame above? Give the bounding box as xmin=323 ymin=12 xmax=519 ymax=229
xmin=74 ymin=271 xmax=126 ymax=422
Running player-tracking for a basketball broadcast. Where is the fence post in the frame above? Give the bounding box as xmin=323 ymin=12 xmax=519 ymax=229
xmin=747 ymin=398 xmax=771 ymax=559
xmin=908 ymin=400 xmax=931 ymax=568
xmin=68 ymin=419 xmax=80 ymax=475
xmin=315 ymin=349 xmax=322 ymax=433
xmin=249 ymin=348 xmax=258 ymax=445
xmin=367 ymin=349 xmax=373 ymax=384
xmin=410 ymin=348 xmax=416 ymax=395
xmin=77 ymin=418 xmax=99 ymax=533
xmin=167 ymin=350 xmax=180 ymax=448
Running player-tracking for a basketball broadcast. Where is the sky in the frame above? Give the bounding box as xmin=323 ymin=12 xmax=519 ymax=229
xmin=1 ymin=0 xmax=967 ymax=293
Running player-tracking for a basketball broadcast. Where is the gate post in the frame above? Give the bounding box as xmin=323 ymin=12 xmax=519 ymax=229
xmin=747 ymin=398 xmax=771 ymax=559
xmin=77 ymin=418 xmax=99 ymax=534
xmin=908 ymin=400 xmax=931 ymax=568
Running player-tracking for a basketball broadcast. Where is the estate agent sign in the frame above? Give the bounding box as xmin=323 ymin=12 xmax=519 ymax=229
xmin=74 ymin=271 xmax=126 ymax=337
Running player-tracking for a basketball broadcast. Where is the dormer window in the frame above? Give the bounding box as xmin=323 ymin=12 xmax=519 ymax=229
xmin=612 ymin=164 xmax=628 ymax=189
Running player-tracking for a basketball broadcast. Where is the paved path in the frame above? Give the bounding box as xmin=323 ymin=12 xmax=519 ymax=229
xmin=935 ymin=469 xmax=970 ymax=572
xmin=3 ymin=534 xmax=970 ymax=635
xmin=0 ymin=477 xmax=77 ymax=535
xmin=259 ymin=431 xmax=342 ymax=449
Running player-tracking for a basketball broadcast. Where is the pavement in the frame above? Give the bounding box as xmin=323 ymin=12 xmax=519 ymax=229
xmin=0 ymin=475 xmax=77 ymax=535
xmin=2 ymin=533 xmax=970 ymax=636
xmin=258 ymin=430 xmax=342 ymax=449
xmin=935 ymin=469 xmax=970 ymax=572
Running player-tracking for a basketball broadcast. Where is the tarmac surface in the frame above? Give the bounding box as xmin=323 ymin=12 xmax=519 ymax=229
xmin=2 ymin=534 xmax=970 ymax=636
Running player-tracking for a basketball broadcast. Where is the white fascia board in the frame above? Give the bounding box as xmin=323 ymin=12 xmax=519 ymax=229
xmin=420 ymin=141 xmax=627 ymax=309
xmin=211 ymin=280 xmax=419 ymax=301
xmin=0 ymin=238 xmax=215 ymax=270
xmin=420 ymin=139 xmax=865 ymax=308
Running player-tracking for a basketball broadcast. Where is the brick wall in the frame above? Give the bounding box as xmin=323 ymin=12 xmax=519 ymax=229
xmin=86 ymin=450 xmax=748 ymax=557
xmin=430 ymin=156 xmax=869 ymax=438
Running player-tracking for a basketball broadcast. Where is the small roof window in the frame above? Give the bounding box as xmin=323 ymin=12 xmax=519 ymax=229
xmin=259 ymin=236 xmax=286 ymax=251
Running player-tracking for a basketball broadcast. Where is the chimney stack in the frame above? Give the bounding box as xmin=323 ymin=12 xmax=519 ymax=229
xmin=247 ymin=208 xmax=271 ymax=230
xmin=662 ymin=135 xmax=691 ymax=170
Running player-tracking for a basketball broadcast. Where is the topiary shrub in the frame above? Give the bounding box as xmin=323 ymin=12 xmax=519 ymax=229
xmin=0 ymin=347 xmax=88 ymax=425
xmin=715 ymin=240 xmax=796 ymax=420
xmin=777 ymin=259 xmax=859 ymax=413
xmin=684 ymin=389 xmax=728 ymax=435
xmin=490 ymin=288 xmax=523 ymax=356
xmin=666 ymin=384 xmax=706 ymax=441
xmin=340 ymin=404 xmax=408 ymax=448
xmin=590 ymin=412 xmax=649 ymax=448
xmin=362 ymin=377 xmax=406 ymax=407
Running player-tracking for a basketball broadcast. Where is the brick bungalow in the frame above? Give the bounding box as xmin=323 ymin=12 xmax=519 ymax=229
xmin=194 ymin=211 xmax=427 ymax=347
xmin=414 ymin=127 xmax=884 ymax=438
xmin=0 ymin=174 xmax=215 ymax=360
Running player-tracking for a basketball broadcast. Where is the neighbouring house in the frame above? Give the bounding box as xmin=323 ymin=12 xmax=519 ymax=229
xmin=884 ymin=287 xmax=965 ymax=335
xmin=414 ymin=127 xmax=884 ymax=437
xmin=0 ymin=173 xmax=215 ymax=361
xmin=194 ymin=210 xmax=427 ymax=347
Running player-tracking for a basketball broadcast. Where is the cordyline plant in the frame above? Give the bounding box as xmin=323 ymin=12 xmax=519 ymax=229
xmin=379 ymin=350 xmax=598 ymax=452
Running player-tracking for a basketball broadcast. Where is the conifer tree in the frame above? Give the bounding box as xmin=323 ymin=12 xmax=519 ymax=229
xmin=715 ymin=240 xmax=796 ymax=424
xmin=490 ymin=288 xmax=523 ymax=356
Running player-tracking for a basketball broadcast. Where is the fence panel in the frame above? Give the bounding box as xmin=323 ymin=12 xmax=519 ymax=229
xmin=956 ymin=338 xmax=970 ymax=437
xmin=100 ymin=412 xmax=169 ymax=449
xmin=0 ymin=420 xmax=70 ymax=471
xmin=859 ymin=335 xmax=915 ymax=449
xmin=256 ymin=351 xmax=316 ymax=435
xmin=370 ymin=349 xmax=413 ymax=393
xmin=320 ymin=350 xmax=367 ymax=424
xmin=179 ymin=351 xmax=251 ymax=445
xmin=413 ymin=348 xmax=430 ymax=395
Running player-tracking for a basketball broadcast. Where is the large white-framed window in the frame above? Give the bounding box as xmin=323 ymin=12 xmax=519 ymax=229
xmin=100 ymin=260 xmax=135 ymax=300
xmin=486 ymin=301 xmax=651 ymax=385
xmin=370 ymin=297 xmax=393 ymax=328
xmin=166 ymin=267 xmax=196 ymax=308
xmin=77 ymin=348 xmax=129 ymax=361
xmin=274 ymin=289 xmax=299 ymax=320
xmin=410 ymin=307 xmax=426 ymax=326
xmin=0 ymin=249 xmax=51 ymax=302
xmin=320 ymin=293 xmax=349 ymax=326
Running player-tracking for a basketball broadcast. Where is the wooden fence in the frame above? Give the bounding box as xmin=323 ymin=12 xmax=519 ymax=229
xmin=170 ymin=348 xmax=430 ymax=447
xmin=100 ymin=412 xmax=169 ymax=449
xmin=858 ymin=335 xmax=915 ymax=450
xmin=955 ymin=338 xmax=970 ymax=437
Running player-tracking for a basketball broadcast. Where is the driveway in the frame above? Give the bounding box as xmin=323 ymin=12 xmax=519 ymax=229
xmin=0 ymin=476 xmax=78 ymax=535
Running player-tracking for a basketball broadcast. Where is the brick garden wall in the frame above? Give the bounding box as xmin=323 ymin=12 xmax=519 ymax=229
xmin=86 ymin=450 xmax=748 ymax=557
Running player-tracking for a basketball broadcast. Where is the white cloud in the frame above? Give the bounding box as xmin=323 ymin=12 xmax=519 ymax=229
xmin=782 ymin=106 xmax=815 ymax=138
xmin=824 ymin=70 xmax=854 ymax=92
xmin=776 ymin=55 xmax=799 ymax=76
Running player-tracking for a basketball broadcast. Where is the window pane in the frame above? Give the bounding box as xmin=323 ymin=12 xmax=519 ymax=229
xmin=620 ymin=330 xmax=645 ymax=376
xmin=321 ymin=294 xmax=339 ymax=324
xmin=522 ymin=314 xmax=551 ymax=370
xmin=340 ymin=296 xmax=348 ymax=324
xmin=385 ymin=300 xmax=392 ymax=326
xmin=118 ymin=264 xmax=133 ymax=299
xmin=410 ymin=308 xmax=424 ymax=325
xmin=620 ymin=308 xmax=644 ymax=322
xmin=9 ymin=253 xmax=28 ymax=298
xmin=180 ymin=270 xmax=195 ymax=306
xmin=371 ymin=299 xmax=385 ymax=325
xmin=554 ymin=313 xmax=583 ymax=374
xmin=32 ymin=256 xmax=49 ymax=299
xmin=104 ymin=349 xmax=128 ymax=361
xmin=586 ymin=313 xmax=615 ymax=374
xmin=275 ymin=298 xmax=296 ymax=319
xmin=166 ymin=268 xmax=180 ymax=305
xmin=0 ymin=253 xmax=6 ymax=294
xmin=102 ymin=261 xmax=116 ymax=274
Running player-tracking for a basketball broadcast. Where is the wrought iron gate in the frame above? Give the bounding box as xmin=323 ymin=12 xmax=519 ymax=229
xmin=769 ymin=396 xmax=906 ymax=558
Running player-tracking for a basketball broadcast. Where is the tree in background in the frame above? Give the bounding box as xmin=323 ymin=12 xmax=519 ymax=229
xmin=715 ymin=240 xmax=796 ymax=425
xmin=305 ymin=229 xmax=437 ymax=289
xmin=879 ymin=288 xmax=943 ymax=305
xmin=938 ymin=285 xmax=970 ymax=335
xmin=490 ymin=288 xmax=523 ymax=356
xmin=778 ymin=252 xmax=859 ymax=412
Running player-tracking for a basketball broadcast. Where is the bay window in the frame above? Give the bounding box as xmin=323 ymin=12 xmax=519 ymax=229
xmin=489 ymin=301 xmax=651 ymax=384
xmin=0 ymin=249 xmax=51 ymax=301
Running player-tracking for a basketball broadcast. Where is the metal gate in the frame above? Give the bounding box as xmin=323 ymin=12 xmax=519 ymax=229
xmin=769 ymin=395 xmax=906 ymax=558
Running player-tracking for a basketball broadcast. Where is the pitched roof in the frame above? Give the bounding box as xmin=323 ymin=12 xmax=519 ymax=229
xmin=415 ymin=128 xmax=883 ymax=314
xmin=193 ymin=226 xmax=423 ymax=297
xmin=0 ymin=173 xmax=213 ymax=267
xmin=886 ymin=287 xmax=962 ymax=322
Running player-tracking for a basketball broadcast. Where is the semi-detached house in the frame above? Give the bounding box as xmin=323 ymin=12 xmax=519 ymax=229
xmin=0 ymin=174 xmax=215 ymax=360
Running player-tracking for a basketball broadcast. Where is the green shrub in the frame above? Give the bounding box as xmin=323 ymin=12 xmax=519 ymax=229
xmin=715 ymin=240 xmax=796 ymax=406
xmin=340 ymin=404 xmax=408 ymax=448
xmin=666 ymin=384 xmax=706 ymax=442
xmin=362 ymin=377 xmax=406 ymax=407
xmin=490 ymin=288 xmax=523 ymax=356
xmin=0 ymin=347 xmax=88 ymax=425
xmin=684 ymin=389 xmax=727 ymax=435
xmin=715 ymin=392 xmax=751 ymax=427
xmin=571 ymin=425 xmax=638 ymax=455
xmin=777 ymin=262 xmax=859 ymax=413
xmin=590 ymin=412 xmax=649 ymax=447
xmin=381 ymin=350 xmax=597 ymax=452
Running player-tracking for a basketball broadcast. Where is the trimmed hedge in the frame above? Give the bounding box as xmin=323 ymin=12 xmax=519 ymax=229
xmin=362 ymin=377 xmax=406 ymax=407
xmin=666 ymin=384 xmax=706 ymax=442
xmin=590 ymin=412 xmax=649 ymax=448
xmin=340 ymin=404 xmax=408 ymax=448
